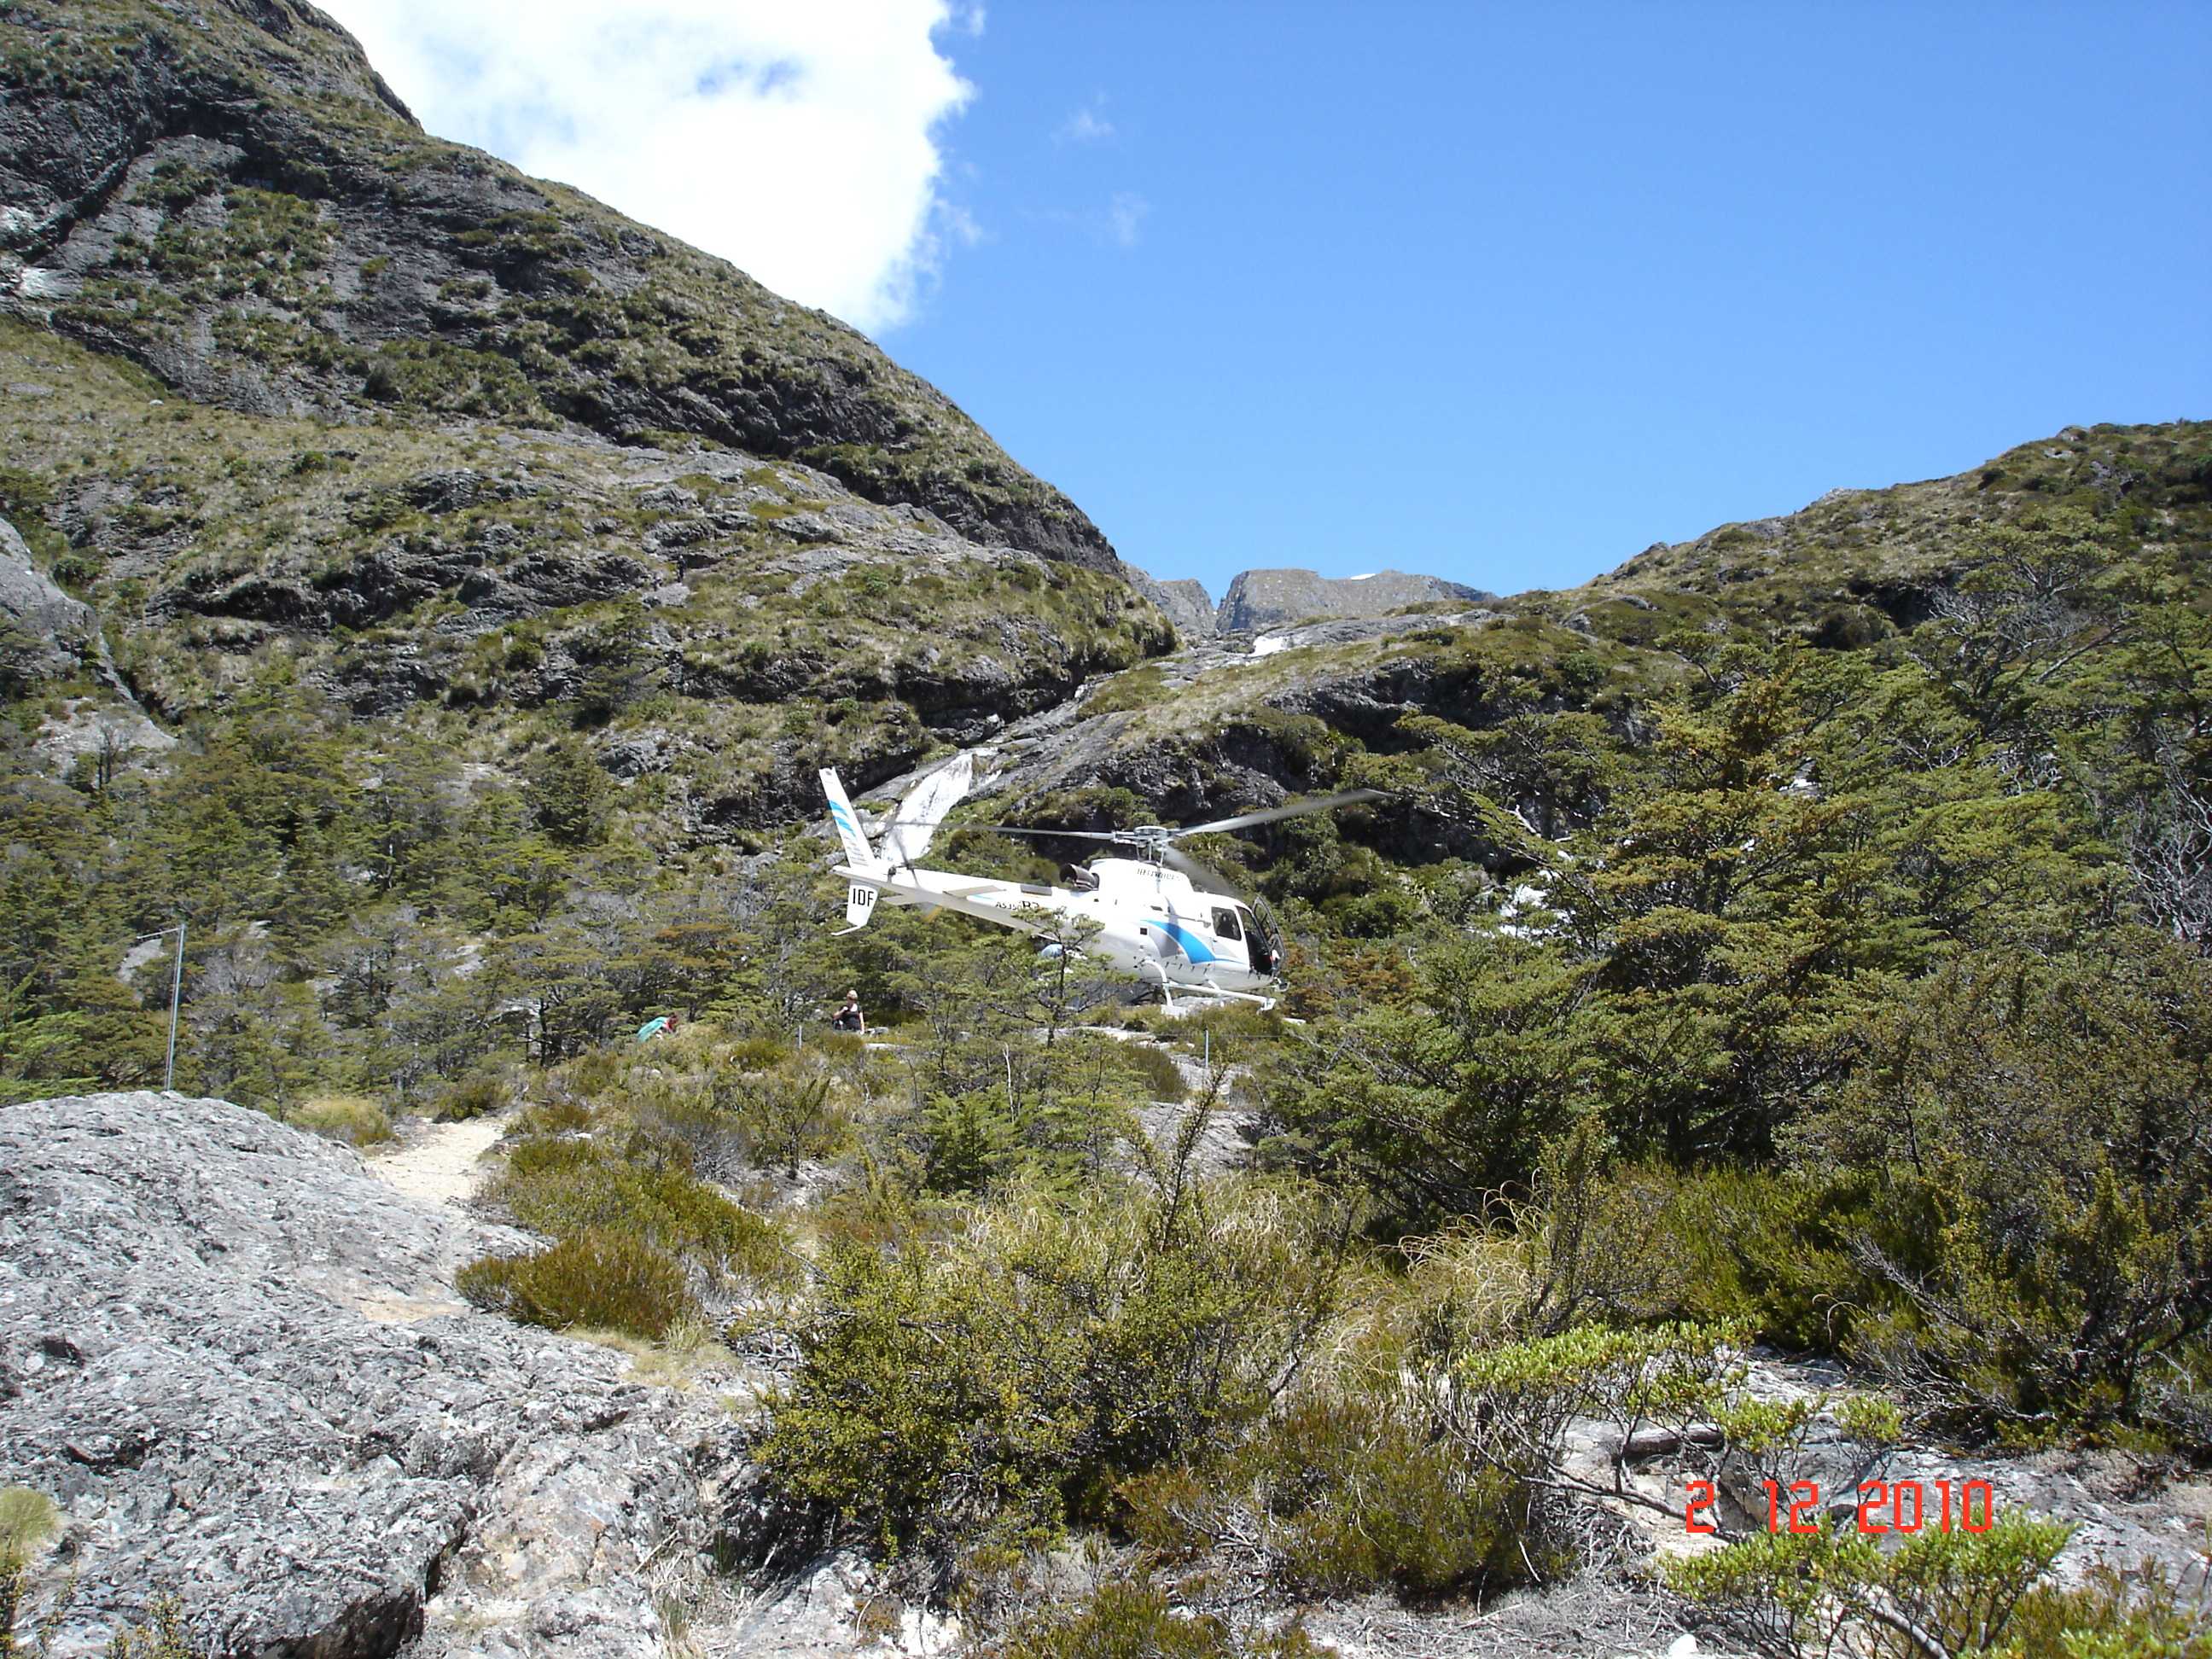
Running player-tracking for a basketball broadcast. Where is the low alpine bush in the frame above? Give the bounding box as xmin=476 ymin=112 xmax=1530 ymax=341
xmin=286 ymin=1093 xmax=393 ymax=1147
xmin=757 ymin=1175 xmax=1349 ymax=1576
xmin=457 ymin=1229 xmax=692 ymax=1339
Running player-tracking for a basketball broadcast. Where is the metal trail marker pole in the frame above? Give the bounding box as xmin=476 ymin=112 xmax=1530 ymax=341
xmin=165 ymin=919 xmax=184 ymax=1091
xmin=132 ymin=923 xmax=186 ymax=1091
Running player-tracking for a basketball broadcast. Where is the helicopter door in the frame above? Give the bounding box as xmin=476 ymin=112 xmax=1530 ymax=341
xmin=1241 ymin=905 xmax=1279 ymax=974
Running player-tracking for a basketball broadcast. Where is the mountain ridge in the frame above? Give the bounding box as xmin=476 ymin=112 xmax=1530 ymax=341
xmin=1117 ymin=565 xmax=1498 ymax=639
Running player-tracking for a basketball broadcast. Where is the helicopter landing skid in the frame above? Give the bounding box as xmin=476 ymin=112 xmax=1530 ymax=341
xmin=1137 ymin=961 xmax=1276 ymax=1016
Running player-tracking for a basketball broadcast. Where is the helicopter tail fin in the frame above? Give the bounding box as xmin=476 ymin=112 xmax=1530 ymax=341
xmin=820 ymin=768 xmax=885 ymax=876
xmin=836 ymin=880 xmax=880 ymax=933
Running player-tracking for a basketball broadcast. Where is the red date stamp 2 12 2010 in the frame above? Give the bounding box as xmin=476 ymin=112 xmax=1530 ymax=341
xmin=1685 ymin=1479 xmax=1998 ymax=1535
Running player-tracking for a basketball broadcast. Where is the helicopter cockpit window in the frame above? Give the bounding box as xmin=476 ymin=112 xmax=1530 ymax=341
xmin=1211 ymin=906 xmax=1242 ymax=940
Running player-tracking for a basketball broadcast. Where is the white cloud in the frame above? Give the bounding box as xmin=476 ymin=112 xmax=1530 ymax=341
xmin=940 ymin=201 xmax=987 ymax=249
xmin=1056 ymin=96 xmax=1114 ymax=144
xmin=1105 ymin=191 xmax=1148 ymax=248
xmin=1042 ymin=189 xmax=1150 ymax=251
xmin=321 ymin=0 xmax=976 ymax=334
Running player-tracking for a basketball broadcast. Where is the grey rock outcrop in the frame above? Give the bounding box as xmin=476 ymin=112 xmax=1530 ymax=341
xmin=0 ymin=1091 xmax=752 ymax=1658
xmin=1217 ymin=567 xmax=1493 ymax=633
xmin=1115 ymin=564 xmax=1218 ymax=641
xmin=0 ymin=513 xmax=90 ymax=678
xmin=1150 ymin=579 xmax=1220 ymax=639
xmin=1249 ymin=607 xmax=1494 ymax=657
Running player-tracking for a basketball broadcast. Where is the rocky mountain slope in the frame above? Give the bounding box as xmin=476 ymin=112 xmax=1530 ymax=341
xmin=1578 ymin=421 xmax=2211 ymax=637
xmin=0 ymin=0 xmax=1111 ymax=565
xmin=0 ymin=314 xmax=1168 ymax=834
xmin=934 ymin=420 xmax=2210 ymax=853
xmin=3 ymin=13 xmax=2209 ymax=1653
xmin=0 ymin=0 xmax=1183 ymax=838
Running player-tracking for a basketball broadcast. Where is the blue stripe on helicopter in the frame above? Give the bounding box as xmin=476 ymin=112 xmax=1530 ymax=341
xmin=1155 ymin=921 xmax=1216 ymax=963
xmin=829 ymin=801 xmax=856 ymax=830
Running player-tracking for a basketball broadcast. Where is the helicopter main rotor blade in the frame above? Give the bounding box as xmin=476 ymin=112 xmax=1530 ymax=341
xmin=1161 ymin=843 xmax=1237 ymax=895
xmin=1170 ymin=789 xmax=1387 ymax=838
xmin=859 ymin=815 xmax=997 ymax=830
xmin=859 ymin=818 xmax=1119 ymax=837
xmin=976 ymin=825 xmax=1130 ymax=841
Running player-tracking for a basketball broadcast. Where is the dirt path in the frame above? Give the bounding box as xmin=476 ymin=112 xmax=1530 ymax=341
xmin=368 ymin=1115 xmax=505 ymax=1208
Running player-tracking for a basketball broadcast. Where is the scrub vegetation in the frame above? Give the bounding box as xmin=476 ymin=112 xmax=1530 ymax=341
xmin=2 ymin=0 xmax=2209 ymax=1648
xmin=7 ymin=413 xmax=2209 ymax=1651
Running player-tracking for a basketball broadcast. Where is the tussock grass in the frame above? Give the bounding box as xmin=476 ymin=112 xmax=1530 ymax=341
xmin=288 ymin=1093 xmax=393 ymax=1147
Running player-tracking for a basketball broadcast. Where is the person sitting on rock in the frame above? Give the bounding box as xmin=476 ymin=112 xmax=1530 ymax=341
xmin=831 ymin=990 xmax=865 ymax=1034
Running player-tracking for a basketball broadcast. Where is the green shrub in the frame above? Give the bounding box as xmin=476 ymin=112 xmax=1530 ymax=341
xmin=1448 ymin=1319 xmax=1742 ymax=1484
xmin=727 ymin=1034 xmax=793 ymax=1070
xmin=633 ymin=1090 xmax=754 ymax=1185
xmin=457 ymin=1229 xmax=692 ymax=1338
xmin=515 ymin=1097 xmax=591 ymax=1137
xmin=553 ymin=1048 xmax=626 ymax=1099
xmin=1080 ymin=664 xmax=1172 ymax=717
xmin=1657 ymin=1165 xmax=1867 ymax=1350
xmin=1116 ymin=1040 xmax=1186 ymax=1104
xmin=992 ymin=1579 xmax=1325 ymax=1659
xmin=1667 ymin=1515 xmax=2073 ymax=1659
xmin=360 ymin=340 xmax=547 ymax=422
xmin=1521 ymin=1137 xmax=1866 ymax=1350
xmin=1987 ymin=1557 xmax=2212 ymax=1657
xmin=1797 ymin=938 xmax=2212 ymax=1446
xmin=919 ymin=1091 xmax=1017 ymax=1195
xmin=758 ymin=1177 xmax=1348 ymax=1569
xmin=430 ymin=1069 xmax=511 ymax=1121
xmin=0 ymin=1508 xmax=58 ymax=1658
xmin=1121 ymin=1391 xmax=1537 ymax=1598
xmin=101 ymin=1597 xmax=195 ymax=1659
xmin=487 ymin=1137 xmax=789 ymax=1288
xmin=707 ymin=1063 xmax=849 ymax=1173
xmin=287 ymin=1093 xmax=393 ymax=1147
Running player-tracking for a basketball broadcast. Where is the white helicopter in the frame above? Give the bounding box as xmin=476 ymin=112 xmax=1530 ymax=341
xmin=819 ymin=768 xmax=1382 ymax=1010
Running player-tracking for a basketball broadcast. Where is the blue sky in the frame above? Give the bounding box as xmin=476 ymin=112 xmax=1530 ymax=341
xmin=332 ymin=0 xmax=2209 ymax=601
xmin=890 ymin=3 xmax=2210 ymax=598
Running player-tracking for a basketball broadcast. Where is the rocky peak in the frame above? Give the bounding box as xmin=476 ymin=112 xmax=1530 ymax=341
xmin=1214 ymin=567 xmax=1493 ymax=633
xmin=1115 ymin=565 xmax=1219 ymax=639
